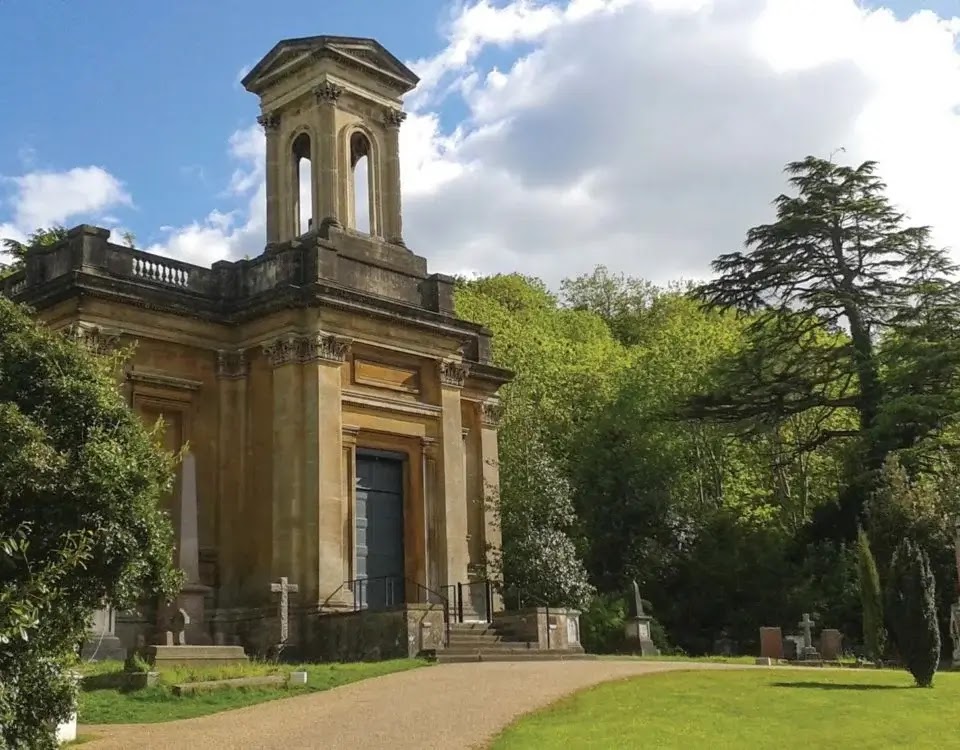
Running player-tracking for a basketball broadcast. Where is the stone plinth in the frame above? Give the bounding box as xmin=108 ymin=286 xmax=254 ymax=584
xmin=81 ymin=606 xmax=126 ymax=661
xmin=147 ymin=645 xmax=248 ymax=668
xmin=624 ymin=616 xmax=659 ymax=656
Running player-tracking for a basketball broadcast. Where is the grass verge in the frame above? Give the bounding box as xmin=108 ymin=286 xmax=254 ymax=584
xmin=492 ymin=668 xmax=960 ymax=749
xmin=78 ymin=658 xmax=427 ymax=725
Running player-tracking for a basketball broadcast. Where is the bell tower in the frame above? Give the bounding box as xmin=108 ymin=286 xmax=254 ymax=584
xmin=242 ymin=36 xmax=419 ymax=246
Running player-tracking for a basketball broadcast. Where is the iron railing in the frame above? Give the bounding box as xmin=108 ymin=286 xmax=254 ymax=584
xmin=448 ymin=579 xmax=553 ymax=650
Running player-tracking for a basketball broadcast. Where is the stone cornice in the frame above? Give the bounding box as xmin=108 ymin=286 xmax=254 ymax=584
xmin=216 ymin=350 xmax=248 ymax=379
xmin=438 ymin=360 xmax=469 ymax=389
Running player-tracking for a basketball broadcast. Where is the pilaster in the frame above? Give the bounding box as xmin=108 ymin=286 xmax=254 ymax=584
xmin=421 ymin=437 xmax=440 ymax=593
xmin=437 ymin=360 xmax=470 ymax=591
xmin=301 ymin=331 xmax=351 ymax=606
xmin=258 ymin=113 xmax=282 ymax=244
xmin=313 ymin=82 xmax=342 ymax=230
xmin=215 ymin=349 xmax=248 ymax=603
xmin=479 ymin=399 xmax=504 ymax=613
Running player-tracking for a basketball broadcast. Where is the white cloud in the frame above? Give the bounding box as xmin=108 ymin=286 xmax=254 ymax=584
xmin=117 ymin=0 xmax=960 ymax=287
xmin=8 ymin=167 xmax=132 ymax=230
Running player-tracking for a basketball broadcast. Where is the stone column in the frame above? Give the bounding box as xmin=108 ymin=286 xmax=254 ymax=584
xmin=381 ymin=108 xmax=406 ymax=245
xmin=258 ymin=113 xmax=282 ymax=244
xmin=301 ymin=333 xmax=350 ymax=606
xmin=216 ymin=350 xmax=248 ymax=602
xmin=437 ymin=361 xmax=470 ymax=596
xmin=479 ymin=400 xmax=504 ymax=614
xmin=313 ymin=82 xmax=342 ymax=230
xmin=342 ymin=427 xmax=359 ymax=605
xmin=264 ymin=336 xmax=303 ymax=583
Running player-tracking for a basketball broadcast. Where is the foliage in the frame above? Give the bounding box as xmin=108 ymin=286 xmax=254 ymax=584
xmin=691 ymin=156 xmax=960 ymax=537
xmin=886 ymin=537 xmax=940 ymax=687
xmin=0 ymin=226 xmax=68 ymax=279
xmin=856 ymin=528 xmax=886 ymax=662
xmin=0 ymin=295 xmax=180 ymax=748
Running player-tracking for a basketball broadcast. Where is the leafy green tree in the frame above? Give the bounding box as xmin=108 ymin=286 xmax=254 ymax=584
xmin=886 ymin=537 xmax=941 ymax=687
xmin=856 ymin=527 xmax=886 ymax=661
xmin=1 ymin=226 xmax=68 ymax=278
xmin=0 ymin=295 xmax=180 ymax=748
xmin=692 ymin=156 xmax=960 ymax=536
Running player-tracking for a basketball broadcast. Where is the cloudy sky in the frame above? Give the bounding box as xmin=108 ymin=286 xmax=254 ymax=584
xmin=1 ymin=0 xmax=959 ymax=287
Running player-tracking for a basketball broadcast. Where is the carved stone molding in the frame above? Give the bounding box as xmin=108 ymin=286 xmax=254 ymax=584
xmin=63 ymin=323 xmax=121 ymax=355
xmin=256 ymin=112 xmax=280 ymax=131
xmin=480 ymin=400 xmax=502 ymax=427
xmin=262 ymin=335 xmax=299 ymax=367
xmin=299 ymin=333 xmax=351 ymax=364
xmin=216 ymin=350 xmax=248 ymax=380
xmin=420 ymin=436 xmax=438 ymax=458
xmin=438 ymin=360 xmax=469 ymax=388
xmin=313 ymin=81 xmax=344 ymax=104
xmin=383 ymin=108 xmax=407 ymax=128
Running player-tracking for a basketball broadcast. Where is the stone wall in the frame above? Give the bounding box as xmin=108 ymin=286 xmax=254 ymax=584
xmin=307 ymin=603 xmax=446 ymax=662
xmin=494 ymin=607 xmax=583 ymax=652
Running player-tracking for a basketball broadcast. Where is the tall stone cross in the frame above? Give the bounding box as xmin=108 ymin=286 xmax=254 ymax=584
xmin=798 ymin=613 xmax=815 ymax=649
xmin=270 ymin=577 xmax=299 ymax=646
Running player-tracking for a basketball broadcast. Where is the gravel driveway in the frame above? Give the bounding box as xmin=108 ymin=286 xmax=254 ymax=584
xmin=82 ymin=660 xmax=739 ymax=749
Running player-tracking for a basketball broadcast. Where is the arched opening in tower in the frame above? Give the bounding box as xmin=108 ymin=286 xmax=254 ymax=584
xmin=350 ymin=132 xmax=372 ymax=234
xmin=292 ymin=132 xmax=313 ymax=235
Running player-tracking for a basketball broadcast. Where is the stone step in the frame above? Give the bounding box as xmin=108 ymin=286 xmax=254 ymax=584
xmin=444 ymin=641 xmax=538 ymax=652
xmin=447 ymin=636 xmax=534 ymax=648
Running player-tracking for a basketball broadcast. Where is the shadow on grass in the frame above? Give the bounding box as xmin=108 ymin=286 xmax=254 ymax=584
xmin=772 ymin=682 xmax=909 ymax=692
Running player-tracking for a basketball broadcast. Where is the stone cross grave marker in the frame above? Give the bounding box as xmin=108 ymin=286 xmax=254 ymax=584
xmin=270 ymin=577 xmax=299 ymax=648
xmin=798 ymin=613 xmax=820 ymax=660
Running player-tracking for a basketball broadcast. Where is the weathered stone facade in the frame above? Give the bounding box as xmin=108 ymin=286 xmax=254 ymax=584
xmin=1 ymin=35 xmax=511 ymax=654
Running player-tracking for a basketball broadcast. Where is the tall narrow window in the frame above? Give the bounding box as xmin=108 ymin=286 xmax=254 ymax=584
xmin=292 ymin=133 xmax=313 ymax=235
xmin=350 ymin=132 xmax=371 ymax=234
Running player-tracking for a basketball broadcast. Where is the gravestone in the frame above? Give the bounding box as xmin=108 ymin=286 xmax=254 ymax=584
xmin=819 ymin=628 xmax=843 ymax=660
xmin=623 ymin=580 xmax=659 ymax=656
xmin=270 ymin=576 xmax=299 ymax=656
xmin=797 ymin=613 xmax=821 ymax=661
xmin=80 ymin=605 xmax=126 ymax=661
xmin=759 ymin=627 xmax=784 ymax=660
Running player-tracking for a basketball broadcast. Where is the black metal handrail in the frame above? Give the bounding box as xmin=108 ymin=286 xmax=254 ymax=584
xmin=451 ymin=578 xmax=554 ymax=650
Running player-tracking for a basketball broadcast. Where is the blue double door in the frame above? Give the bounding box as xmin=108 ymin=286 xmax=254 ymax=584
xmin=355 ymin=451 xmax=406 ymax=610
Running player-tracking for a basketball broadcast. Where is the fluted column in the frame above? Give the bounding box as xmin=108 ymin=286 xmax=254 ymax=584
xmin=382 ymin=108 xmax=406 ymax=245
xmin=258 ymin=113 xmax=282 ymax=243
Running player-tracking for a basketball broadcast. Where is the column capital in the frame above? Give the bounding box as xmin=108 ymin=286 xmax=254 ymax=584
xmin=382 ymin=108 xmax=407 ymax=129
xmin=63 ymin=322 xmax=122 ymax=355
xmin=420 ymin=436 xmax=439 ymax=458
xmin=438 ymin=360 xmax=469 ymax=389
xmin=313 ymin=81 xmax=343 ymax=104
xmin=216 ymin=349 xmax=248 ymax=380
xmin=480 ymin=400 xmax=502 ymax=427
xmin=257 ymin=112 xmax=281 ymax=131
xmin=299 ymin=332 xmax=351 ymax=364
xmin=262 ymin=335 xmax=299 ymax=367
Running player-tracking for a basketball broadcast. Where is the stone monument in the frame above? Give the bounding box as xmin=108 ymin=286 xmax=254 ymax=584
xmin=270 ymin=576 xmax=299 ymax=658
xmin=623 ymin=580 xmax=659 ymax=656
xmin=80 ymin=605 xmax=126 ymax=661
xmin=759 ymin=626 xmax=783 ymax=661
xmin=819 ymin=628 xmax=843 ymax=661
xmin=797 ymin=613 xmax=821 ymax=661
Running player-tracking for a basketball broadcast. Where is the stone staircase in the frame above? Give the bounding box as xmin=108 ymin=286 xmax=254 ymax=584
xmin=428 ymin=621 xmax=595 ymax=664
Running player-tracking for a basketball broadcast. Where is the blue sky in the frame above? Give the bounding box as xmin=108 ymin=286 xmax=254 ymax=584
xmin=2 ymin=0 xmax=959 ymax=285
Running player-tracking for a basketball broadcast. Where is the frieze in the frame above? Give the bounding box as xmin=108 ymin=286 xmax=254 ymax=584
xmin=299 ymin=333 xmax=351 ymax=364
xmin=216 ymin=349 xmax=248 ymax=379
xmin=256 ymin=112 xmax=281 ymax=131
xmin=313 ymin=81 xmax=344 ymax=104
xmin=438 ymin=360 xmax=469 ymax=388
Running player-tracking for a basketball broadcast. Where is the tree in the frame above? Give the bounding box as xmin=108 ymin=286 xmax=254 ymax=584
xmin=0 ymin=295 xmax=180 ymax=748
xmin=856 ymin=527 xmax=886 ymax=662
xmin=1 ymin=226 xmax=68 ymax=278
xmin=886 ymin=537 xmax=940 ymax=687
xmin=692 ymin=156 xmax=960 ymax=536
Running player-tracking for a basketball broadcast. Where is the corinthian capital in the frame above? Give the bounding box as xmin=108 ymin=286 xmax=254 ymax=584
xmin=262 ymin=335 xmax=299 ymax=367
xmin=216 ymin=350 xmax=248 ymax=379
xmin=314 ymin=81 xmax=343 ymax=104
xmin=299 ymin=333 xmax=351 ymax=364
xmin=439 ymin=360 xmax=469 ymax=388
xmin=64 ymin=323 xmax=120 ymax=355
xmin=383 ymin=108 xmax=407 ymax=128
xmin=480 ymin=400 xmax=502 ymax=427
xmin=256 ymin=112 xmax=280 ymax=131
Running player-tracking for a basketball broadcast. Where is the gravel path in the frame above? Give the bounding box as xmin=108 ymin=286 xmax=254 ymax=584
xmin=82 ymin=660 xmax=740 ymax=750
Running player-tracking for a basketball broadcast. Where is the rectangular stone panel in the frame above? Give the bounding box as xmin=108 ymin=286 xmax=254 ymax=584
xmin=354 ymin=358 xmax=420 ymax=394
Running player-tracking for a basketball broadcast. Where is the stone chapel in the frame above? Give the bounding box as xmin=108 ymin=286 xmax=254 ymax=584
xmin=1 ymin=36 xmax=527 ymax=655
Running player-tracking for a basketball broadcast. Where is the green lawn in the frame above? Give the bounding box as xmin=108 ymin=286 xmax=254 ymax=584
xmin=78 ymin=658 xmax=427 ymax=725
xmin=492 ymin=668 xmax=960 ymax=749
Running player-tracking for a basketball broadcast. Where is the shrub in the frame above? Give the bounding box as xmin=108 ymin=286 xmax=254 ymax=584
xmin=856 ymin=528 xmax=886 ymax=662
xmin=886 ymin=538 xmax=940 ymax=687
